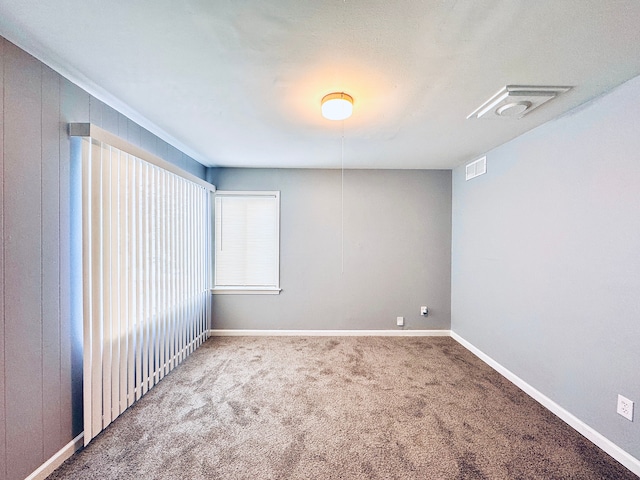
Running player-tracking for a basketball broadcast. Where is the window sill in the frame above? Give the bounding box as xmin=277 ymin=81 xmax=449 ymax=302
xmin=211 ymin=287 xmax=281 ymax=295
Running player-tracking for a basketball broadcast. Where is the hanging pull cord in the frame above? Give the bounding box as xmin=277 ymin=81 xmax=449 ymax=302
xmin=341 ymin=120 xmax=345 ymax=274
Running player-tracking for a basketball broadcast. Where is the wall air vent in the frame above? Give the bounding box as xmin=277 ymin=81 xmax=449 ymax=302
xmin=466 ymin=156 xmax=486 ymax=181
xmin=467 ymin=85 xmax=571 ymax=120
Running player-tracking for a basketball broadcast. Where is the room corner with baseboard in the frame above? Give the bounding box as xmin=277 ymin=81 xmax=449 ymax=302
xmin=451 ymin=73 xmax=640 ymax=474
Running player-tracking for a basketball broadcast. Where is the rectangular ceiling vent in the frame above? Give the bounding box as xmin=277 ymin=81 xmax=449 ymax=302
xmin=466 ymin=156 xmax=486 ymax=181
xmin=467 ymin=85 xmax=571 ymax=120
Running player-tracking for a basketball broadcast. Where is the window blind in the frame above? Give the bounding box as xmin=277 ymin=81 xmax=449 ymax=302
xmin=214 ymin=192 xmax=280 ymax=291
xmin=74 ymin=125 xmax=213 ymax=445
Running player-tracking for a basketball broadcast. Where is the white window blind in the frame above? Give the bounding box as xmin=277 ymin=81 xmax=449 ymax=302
xmin=74 ymin=124 xmax=213 ymax=446
xmin=214 ymin=191 xmax=280 ymax=293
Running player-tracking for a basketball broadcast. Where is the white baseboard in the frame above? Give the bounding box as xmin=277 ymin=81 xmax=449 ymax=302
xmin=208 ymin=329 xmax=451 ymax=337
xmin=25 ymin=432 xmax=84 ymax=480
xmin=450 ymin=332 xmax=640 ymax=477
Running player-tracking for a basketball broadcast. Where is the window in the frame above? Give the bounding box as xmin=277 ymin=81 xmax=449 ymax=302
xmin=73 ymin=125 xmax=213 ymax=445
xmin=213 ymin=191 xmax=280 ymax=294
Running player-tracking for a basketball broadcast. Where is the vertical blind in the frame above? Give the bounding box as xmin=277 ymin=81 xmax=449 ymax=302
xmin=78 ymin=131 xmax=212 ymax=445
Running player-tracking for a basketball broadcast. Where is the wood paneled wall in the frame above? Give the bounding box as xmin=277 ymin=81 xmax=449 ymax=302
xmin=0 ymin=36 xmax=206 ymax=480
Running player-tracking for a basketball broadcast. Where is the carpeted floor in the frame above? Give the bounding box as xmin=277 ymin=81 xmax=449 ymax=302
xmin=48 ymin=336 xmax=637 ymax=479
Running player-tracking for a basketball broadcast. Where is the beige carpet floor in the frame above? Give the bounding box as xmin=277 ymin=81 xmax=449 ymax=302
xmin=48 ymin=336 xmax=637 ymax=479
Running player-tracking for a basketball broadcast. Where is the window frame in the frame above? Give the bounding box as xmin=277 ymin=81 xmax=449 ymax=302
xmin=212 ymin=190 xmax=281 ymax=295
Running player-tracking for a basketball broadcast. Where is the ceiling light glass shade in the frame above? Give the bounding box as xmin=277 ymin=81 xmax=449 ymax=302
xmin=321 ymin=92 xmax=353 ymax=120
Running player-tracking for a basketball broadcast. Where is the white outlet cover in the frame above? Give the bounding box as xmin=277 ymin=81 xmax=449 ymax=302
xmin=617 ymin=394 xmax=634 ymax=421
xmin=396 ymin=316 xmax=404 ymax=326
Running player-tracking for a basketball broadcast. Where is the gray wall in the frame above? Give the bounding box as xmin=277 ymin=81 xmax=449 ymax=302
xmin=211 ymin=168 xmax=452 ymax=331
xmin=451 ymin=75 xmax=640 ymax=458
xmin=0 ymin=37 xmax=206 ymax=480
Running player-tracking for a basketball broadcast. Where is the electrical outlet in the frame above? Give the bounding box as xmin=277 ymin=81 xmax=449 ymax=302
xmin=617 ymin=394 xmax=634 ymax=421
xmin=420 ymin=306 xmax=428 ymax=316
xmin=396 ymin=316 xmax=404 ymax=327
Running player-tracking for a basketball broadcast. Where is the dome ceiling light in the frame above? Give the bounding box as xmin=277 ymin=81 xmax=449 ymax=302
xmin=467 ymin=85 xmax=571 ymax=120
xmin=321 ymin=92 xmax=354 ymax=120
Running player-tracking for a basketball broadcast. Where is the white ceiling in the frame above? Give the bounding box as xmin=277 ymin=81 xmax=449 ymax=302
xmin=1 ymin=1 xmax=640 ymax=169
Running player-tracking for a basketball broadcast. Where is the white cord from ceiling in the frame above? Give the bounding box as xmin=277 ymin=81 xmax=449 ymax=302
xmin=341 ymin=119 xmax=345 ymax=274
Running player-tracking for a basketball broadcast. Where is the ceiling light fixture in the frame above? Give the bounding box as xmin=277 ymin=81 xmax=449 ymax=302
xmin=467 ymin=85 xmax=571 ymax=120
xmin=321 ymin=92 xmax=353 ymax=120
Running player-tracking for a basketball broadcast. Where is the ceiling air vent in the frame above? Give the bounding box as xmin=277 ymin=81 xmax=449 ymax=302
xmin=467 ymin=85 xmax=571 ymax=120
xmin=466 ymin=156 xmax=486 ymax=181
